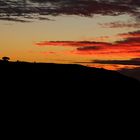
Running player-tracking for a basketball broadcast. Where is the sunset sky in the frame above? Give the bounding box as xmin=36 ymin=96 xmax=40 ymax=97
xmin=0 ymin=0 xmax=140 ymax=71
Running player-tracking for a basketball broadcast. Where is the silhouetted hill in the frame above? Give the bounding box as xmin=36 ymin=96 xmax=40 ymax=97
xmin=0 ymin=61 xmax=139 ymax=91
xmin=0 ymin=61 xmax=139 ymax=125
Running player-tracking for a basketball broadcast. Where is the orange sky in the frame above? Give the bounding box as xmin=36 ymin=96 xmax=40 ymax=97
xmin=0 ymin=0 xmax=140 ymax=70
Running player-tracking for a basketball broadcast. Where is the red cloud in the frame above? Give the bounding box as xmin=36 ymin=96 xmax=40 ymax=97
xmin=36 ymin=30 xmax=140 ymax=58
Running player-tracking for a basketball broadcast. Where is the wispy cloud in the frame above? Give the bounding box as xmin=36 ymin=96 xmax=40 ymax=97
xmin=36 ymin=30 xmax=140 ymax=57
xmin=77 ymin=46 xmax=102 ymax=51
xmin=36 ymin=41 xmax=111 ymax=47
xmin=100 ymin=22 xmax=140 ymax=28
xmin=0 ymin=17 xmax=31 ymax=22
xmin=118 ymin=30 xmax=140 ymax=38
xmin=116 ymin=30 xmax=140 ymax=45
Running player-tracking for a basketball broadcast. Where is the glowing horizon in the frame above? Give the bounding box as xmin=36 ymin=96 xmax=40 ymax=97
xmin=0 ymin=0 xmax=140 ymax=70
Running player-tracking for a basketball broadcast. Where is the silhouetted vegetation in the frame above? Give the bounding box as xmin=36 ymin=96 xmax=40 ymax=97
xmin=2 ymin=56 xmax=10 ymax=62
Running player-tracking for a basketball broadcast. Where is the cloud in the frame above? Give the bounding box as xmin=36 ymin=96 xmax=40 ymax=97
xmin=100 ymin=22 xmax=140 ymax=28
xmin=36 ymin=41 xmax=111 ymax=47
xmin=93 ymin=58 xmax=140 ymax=66
xmin=118 ymin=30 xmax=140 ymax=38
xmin=36 ymin=30 xmax=140 ymax=56
xmin=0 ymin=17 xmax=31 ymax=22
xmin=116 ymin=37 xmax=140 ymax=45
xmin=116 ymin=30 xmax=140 ymax=45
xmin=0 ymin=0 xmax=140 ymax=21
xmin=77 ymin=46 xmax=102 ymax=51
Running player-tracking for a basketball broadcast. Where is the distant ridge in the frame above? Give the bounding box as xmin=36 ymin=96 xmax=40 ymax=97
xmin=0 ymin=61 xmax=139 ymax=89
xmin=0 ymin=61 xmax=139 ymax=112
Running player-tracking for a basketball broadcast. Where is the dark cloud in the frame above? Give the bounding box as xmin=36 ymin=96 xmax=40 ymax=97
xmin=77 ymin=46 xmax=102 ymax=51
xmin=116 ymin=37 xmax=140 ymax=45
xmin=0 ymin=0 xmax=140 ymax=21
xmin=119 ymin=30 xmax=140 ymax=36
xmin=36 ymin=41 xmax=111 ymax=47
xmin=93 ymin=58 xmax=140 ymax=66
xmin=116 ymin=30 xmax=140 ymax=45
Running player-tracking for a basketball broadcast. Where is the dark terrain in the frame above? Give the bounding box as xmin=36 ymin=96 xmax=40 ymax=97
xmin=0 ymin=61 xmax=139 ymax=91
xmin=0 ymin=61 xmax=139 ymax=125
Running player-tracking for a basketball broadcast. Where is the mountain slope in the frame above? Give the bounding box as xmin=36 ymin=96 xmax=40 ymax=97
xmin=0 ymin=61 xmax=139 ymax=111
xmin=0 ymin=61 xmax=139 ymax=89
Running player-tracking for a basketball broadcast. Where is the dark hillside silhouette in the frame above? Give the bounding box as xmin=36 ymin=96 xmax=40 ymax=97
xmin=0 ymin=61 xmax=139 ymax=92
xmin=0 ymin=61 xmax=139 ymax=123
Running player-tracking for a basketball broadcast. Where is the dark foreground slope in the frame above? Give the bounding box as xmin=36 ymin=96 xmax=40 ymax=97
xmin=0 ymin=61 xmax=139 ymax=91
xmin=0 ymin=61 xmax=139 ymax=125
